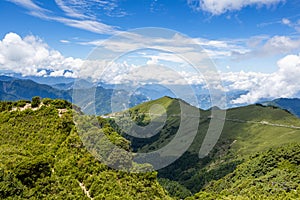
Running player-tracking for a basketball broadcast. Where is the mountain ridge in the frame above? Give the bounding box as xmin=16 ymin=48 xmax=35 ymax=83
xmin=261 ymin=98 xmax=300 ymax=118
xmin=108 ymin=96 xmax=300 ymax=198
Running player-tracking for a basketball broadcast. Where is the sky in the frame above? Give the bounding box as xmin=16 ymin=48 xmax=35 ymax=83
xmin=1 ymin=0 xmax=300 ymax=104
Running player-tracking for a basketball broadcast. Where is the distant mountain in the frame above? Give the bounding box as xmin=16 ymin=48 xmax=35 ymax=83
xmin=51 ymin=82 xmax=75 ymax=90
xmin=51 ymin=79 xmax=94 ymax=90
xmin=135 ymin=84 xmax=175 ymax=100
xmin=73 ymin=86 xmax=148 ymax=115
xmin=261 ymin=98 xmax=300 ymax=118
xmin=0 ymin=76 xmax=71 ymax=101
xmin=110 ymin=96 xmax=300 ymax=198
xmin=8 ymin=73 xmax=75 ymax=85
xmin=0 ymin=76 xmax=147 ymax=115
xmin=0 ymin=75 xmax=15 ymax=81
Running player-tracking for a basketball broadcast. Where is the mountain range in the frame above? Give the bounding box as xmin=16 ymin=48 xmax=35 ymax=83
xmin=1 ymin=75 xmax=299 ymax=118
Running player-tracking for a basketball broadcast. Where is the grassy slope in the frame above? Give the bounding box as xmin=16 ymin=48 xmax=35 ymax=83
xmin=113 ymin=97 xmax=300 ymax=198
xmin=218 ymin=104 xmax=300 ymax=155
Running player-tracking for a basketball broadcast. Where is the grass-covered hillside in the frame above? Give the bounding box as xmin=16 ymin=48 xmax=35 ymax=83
xmin=111 ymin=96 xmax=300 ymax=199
xmin=0 ymin=99 xmax=171 ymax=199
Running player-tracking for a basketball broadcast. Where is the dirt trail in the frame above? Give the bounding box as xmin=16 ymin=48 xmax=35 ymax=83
xmin=78 ymin=182 xmax=93 ymax=200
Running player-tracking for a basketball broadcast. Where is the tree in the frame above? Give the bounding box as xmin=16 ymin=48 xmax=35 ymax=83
xmin=31 ymin=96 xmax=41 ymax=108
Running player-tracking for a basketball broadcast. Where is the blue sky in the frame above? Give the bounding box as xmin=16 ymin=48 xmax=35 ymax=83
xmin=1 ymin=0 xmax=300 ymax=104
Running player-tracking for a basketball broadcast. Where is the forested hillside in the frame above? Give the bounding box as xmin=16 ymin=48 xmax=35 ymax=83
xmin=0 ymin=99 xmax=170 ymax=199
xmin=188 ymin=143 xmax=300 ymax=199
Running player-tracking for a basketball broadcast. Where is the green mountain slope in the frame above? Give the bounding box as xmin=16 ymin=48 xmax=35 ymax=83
xmin=110 ymin=97 xmax=300 ymax=199
xmin=188 ymin=143 xmax=300 ymax=200
xmin=0 ymin=100 xmax=171 ymax=199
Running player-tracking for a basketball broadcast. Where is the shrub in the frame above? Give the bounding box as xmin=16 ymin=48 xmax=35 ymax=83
xmin=31 ymin=96 xmax=41 ymax=108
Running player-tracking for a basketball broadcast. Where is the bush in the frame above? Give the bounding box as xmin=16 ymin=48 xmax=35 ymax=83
xmin=50 ymin=99 xmax=72 ymax=109
xmin=42 ymin=98 xmax=52 ymax=105
xmin=14 ymin=100 xmax=30 ymax=108
xmin=31 ymin=96 xmax=41 ymax=108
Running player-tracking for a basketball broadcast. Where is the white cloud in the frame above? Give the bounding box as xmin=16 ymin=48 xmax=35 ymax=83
xmin=231 ymin=53 xmax=300 ymax=104
xmin=8 ymin=0 xmax=118 ymax=35
xmin=60 ymin=40 xmax=70 ymax=44
xmin=260 ymin=36 xmax=300 ymax=55
xmin=54 ymin=0 xmax=87 ymax=19
xmin=146 ymin=57 xmax=159 ymax=65
xmin=54 ymin=0 xmax=127 ymax=18
xmin=8 ymin=0 xmax=47 ymax=12
xmin=80 ymin=32 xmax=251 ymax=62
xmin=188 ymin=0 xmax=285 ymax=15
xmin=0 ymin=32 xmax=83 ymax=77
xmin=36 ymin=69 xmax=47 ymax=76
xmin=282 ymin=18 xmax=291 ymax=25
xmin=232 ymin=35 xmax=300 ymax=59
xmin=49 ymin=70 xmax=65 ymax=77
xmin=281 ymin=17 xmax=300 ymax=32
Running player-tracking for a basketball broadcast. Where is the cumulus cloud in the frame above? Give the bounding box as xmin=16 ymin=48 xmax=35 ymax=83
xmin=262 ymin=36 xmax=300 ymax=54
xmin=231 ymin=53 xmax=300 ymax=104
xmin=0 ymin=31 xmax=215 ymax=83
xmin=187 ymin=0 xmax=285 ymax=15
xmin=0 ymin=32 xmax=82 ymax=77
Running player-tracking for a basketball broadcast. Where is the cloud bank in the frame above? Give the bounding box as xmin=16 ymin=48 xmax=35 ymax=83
xmin=1 ymin=32 xmax=300 ymax=105
xmin=0 ymin=32 xmax=82 ymax=77
xmin=231 ymin=53 xmax=300 ymax=104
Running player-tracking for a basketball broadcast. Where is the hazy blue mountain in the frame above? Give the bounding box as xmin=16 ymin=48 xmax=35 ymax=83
xmin=0 ymin=77 xmax=71 ymax=101
xmin=261 ymin=98 xmax=300 ymax=118
xmin=135 ymin=84 xmax=176 ymax=100
xmin=0 ymin=76 xmax=147 ymax=115
xmin=52 ymin=79 xmax=94 ymax=90
xmin=10 ymin=72 xmax=75 ymax=85
xmin=0 ymin=75 xmax=15 ymax=81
